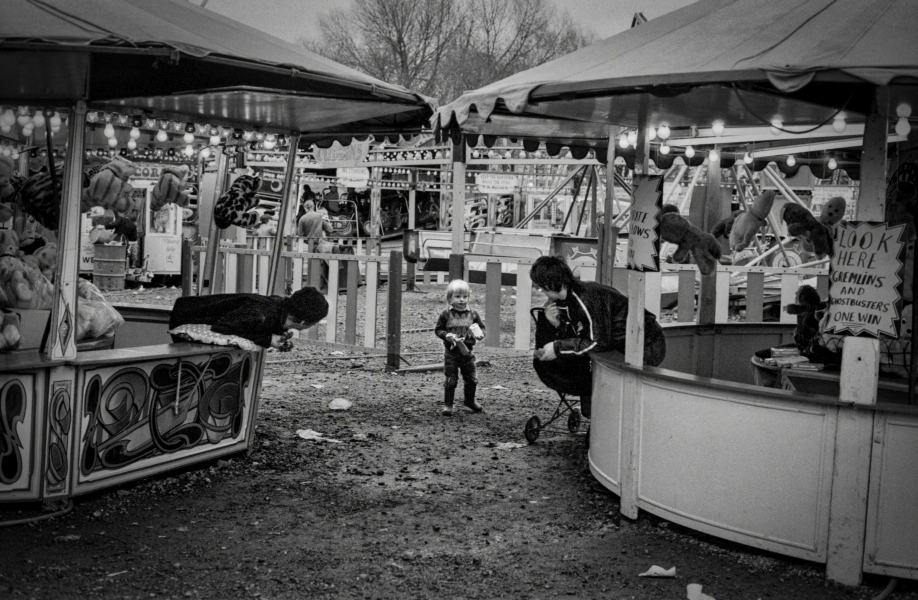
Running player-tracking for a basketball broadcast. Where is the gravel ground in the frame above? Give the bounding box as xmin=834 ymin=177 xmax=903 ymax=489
xmin=0 ymin=282 xmax=914 ymax=599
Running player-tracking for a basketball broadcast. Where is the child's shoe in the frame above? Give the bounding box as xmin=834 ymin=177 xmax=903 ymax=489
xmin=463 ymin=385 xmax=482 ymax=412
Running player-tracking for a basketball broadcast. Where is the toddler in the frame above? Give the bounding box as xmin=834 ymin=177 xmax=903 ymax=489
xmin=434 ymin=279 xmax=486 ymax=415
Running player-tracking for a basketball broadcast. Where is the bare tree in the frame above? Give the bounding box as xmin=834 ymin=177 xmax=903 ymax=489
xmin=306 ymin=0 xmax=592 ymax=103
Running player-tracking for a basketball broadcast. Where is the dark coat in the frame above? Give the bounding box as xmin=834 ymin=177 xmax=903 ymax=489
xmin=169 ymin=293 xmax=289 ymax=348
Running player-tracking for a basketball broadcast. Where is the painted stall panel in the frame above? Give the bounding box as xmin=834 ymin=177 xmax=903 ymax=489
xmin=589 ymin=360 xmax=623 ymax=494
xmin=70 ymin=347 xmax=258 ymax=496
xmin=0 ymin=371 xmax=44 ymax=502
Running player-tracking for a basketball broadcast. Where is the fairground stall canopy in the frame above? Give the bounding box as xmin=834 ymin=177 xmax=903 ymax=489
xmin=435 ymin=0 xmax=917 ymax=588
xmin=1 ymin=0 xmax=434 ymax=146
xmin=0 ymin=0 xmax=431 ymax=511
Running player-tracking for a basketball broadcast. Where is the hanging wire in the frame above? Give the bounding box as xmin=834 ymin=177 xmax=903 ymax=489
xmin=731 ymin=83 xmax=855 ymax=134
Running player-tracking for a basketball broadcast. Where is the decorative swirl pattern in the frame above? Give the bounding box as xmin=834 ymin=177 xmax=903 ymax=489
xmin=0 ymin=380 xmax=26 ymax=486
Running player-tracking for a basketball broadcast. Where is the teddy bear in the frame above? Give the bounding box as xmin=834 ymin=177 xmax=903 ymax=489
xmin=781 ymin=203 xmax=834 ymax=257
xmin=0 ymin=156 xmax=17 ymax=201
xmin=729 ymin=190 xmax=775 ymax=252
xmin=818 ymin=196 xmax=847 ymax=228
xmin=659 ymin=211 xmax=722 ymax=276
xmin=783 ymin=284 xmax=826 ymax=353
xmin=21 ymin=242 xmax=57 ymax=282
xmin=213 ymin=173 xmax=274 ymax=230
xmin=711 ymin=210 xmax=741 ymax=241
xmin=82 ymin=156 xmax=138 ymax=212
xmin=0 ymin=309 xmax=21 ymax=351
xmin=151 ymin=165 xmax=191 ymax=212
xmin=0 ymin=229 xmax=53 ymax=309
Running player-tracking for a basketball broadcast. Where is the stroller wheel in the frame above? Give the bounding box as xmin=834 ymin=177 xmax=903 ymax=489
xmin=524 ymin=416 xmax=541 ymax=444
xmin=567 ymin=408 xmax=582 ymax=433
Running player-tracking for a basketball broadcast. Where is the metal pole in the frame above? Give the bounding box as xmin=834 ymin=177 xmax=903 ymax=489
xmin=517 ymin=165 xmax=586 ymax=229
xmin=267 ymin=133 xmax=302 ymax=295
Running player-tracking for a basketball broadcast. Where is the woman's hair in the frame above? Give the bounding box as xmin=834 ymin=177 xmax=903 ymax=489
xmin=530 ymin=255 xmax=582 ymax=293
xmin=446 ymin=279 xmax=470 ymax=302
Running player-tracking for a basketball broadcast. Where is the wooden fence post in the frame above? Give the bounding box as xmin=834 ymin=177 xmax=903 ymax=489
xmin=386 ymin=251 xmax=403 ymax=371
xmin=181 ymin=238 xmax=194 ymax=296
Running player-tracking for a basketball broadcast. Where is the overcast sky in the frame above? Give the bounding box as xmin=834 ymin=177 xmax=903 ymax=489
xmin=202 ymin=0 xmax=697 ymax=44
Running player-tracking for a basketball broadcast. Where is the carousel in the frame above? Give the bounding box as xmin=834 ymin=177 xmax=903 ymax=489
xmin=0 ymin=0 xmax=430 ymax=508
xmin=436 ymin=0 xmax=918 ymax=587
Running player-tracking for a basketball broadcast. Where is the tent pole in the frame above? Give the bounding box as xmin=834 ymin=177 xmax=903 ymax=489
xmin=600 ymin=126 xmax=620 ymax=285
xmin=201 ymin=149 xmax=229 ymax=295
xmin=560 ymin=165 xmax=588 ymax=232
xmin=575 ymin=167 xmax=594 ymax=236
xmin=44 ymin=102 xmax=86 ymax=360
xmin=267 ymin=132 xmax=301 ymax=295
xmin=517 ymin=165 xmax=585 ymax=229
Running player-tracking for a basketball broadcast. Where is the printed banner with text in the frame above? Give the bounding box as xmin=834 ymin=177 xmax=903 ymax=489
xmin=626 ymin=175 xmax=663 ymax=271
xmin=826 ymin=221 xmax=906 ymax=338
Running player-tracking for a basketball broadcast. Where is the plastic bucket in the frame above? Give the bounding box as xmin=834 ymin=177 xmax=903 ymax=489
xmin=93 ymin=243 xmax=126 ymax=291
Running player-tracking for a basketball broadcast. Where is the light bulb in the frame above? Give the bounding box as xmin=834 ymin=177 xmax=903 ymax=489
xmin=657 ymin=124 xmax=670 ymax=140
xmin=618 ymin=135 xmax=629 ymax=149
xmin=263 ymin=138 xmax=277 ymax=150
xmin=103 ymin=123 xmax=115 ymax=138
xmin=11 ymin=150 xmax=19 ymax=160
xmin=0 ymin=125 xmax=10 ymax=134
xmin=127 ymin=138 xmax=137 ymax=150
xmin=1 ymin=147 xmax=10 ymax=158
xmin=832 ymin=113 xmax=846 ymax=133
xmin=200 ymin=147 xmax=211 ymax=159
xmin=183 ymin=132 xmax=194 ymax=144
xmin=786 ymin=154 xmax=796 ymax=167
xmin=184 ymin=145 xmax=194 ymax=157
xmin=647 ymin=128 xmax=656 ymax=141
xmin=828 ymin=157 xmax=838 ymax=170
xmin=49 ymin=112 xmax=62 ymax=128
xmin=209 ymin=135 xmax=221 ymax=146
xmin=708 ymin=148 xmax=720 ymax=162
xmin=711 ymin=120 xmax=725 ymax=136
xmin=21 ymin=124 xmax=33 ymax=137
xmin=743 ymin=152 xmax=753 ymax=164
xmin=16 ymin=110 xmax=31 ymax=127
xmin=31 ymin=112 xmax=45 ymax=129
xmin=130 ymin=127 xmax=141 ymax=139
xmin=108 ymin=137 xmax=118 ymax=148
xmin=895 ymin=117 xmax=911 ymax=137
xmin=2 ymin=109 xmax=17 ymax=127
xmin=770 ymin=118 xmax=783 ymax=135
xmin=156 ymin=129 xmax=168 ymax=143
xmin=684 ymin=145 xmax=695 ymax=158
xmin=659 ymin=143 xmax=670 ymax=155
xmin=627 ymin=131 xmax=637 ymax=145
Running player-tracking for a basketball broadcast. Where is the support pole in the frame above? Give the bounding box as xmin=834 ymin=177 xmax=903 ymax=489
xmin=201 ymin=149 xmax=229 ymax=295
xmin=267 ymin=133 xmax=301 ymax=295
xmin=519 ymin=165 xmax=586 ymax=229
xmin=600 ymin=126 xmax=620 ymax=285
xmin=44 ymin=103 xmax=85 ymax=360
xmin=386 ymin=251 xmax=403 ymax=371
xmin=589 ymin=166 xmax=599 ymax=237
xmin=451 ymin=137 xmax=466 ymax=255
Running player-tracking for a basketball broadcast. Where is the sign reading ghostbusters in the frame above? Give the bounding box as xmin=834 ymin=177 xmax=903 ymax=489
xmin=475 ymin=173 xmax=518 ymax=194
xmin=335 ymin=167 xmax=370 ymax=189
xmin=626 ymin=174 xmax=663 ymax=271
xmin=826 ymin=221 xmax=906 ymax=338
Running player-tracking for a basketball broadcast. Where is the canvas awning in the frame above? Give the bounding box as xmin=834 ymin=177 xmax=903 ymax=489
xmin=0 ymin=0 xmax=434 ymax=143
xmin=435 ymin=0 xmax=918 ymax=145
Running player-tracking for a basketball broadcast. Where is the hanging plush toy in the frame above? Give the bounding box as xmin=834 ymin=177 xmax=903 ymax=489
xmin=783 ymin=285 xmax=826 ymax=353
xmin=151 ymin=165 xmax=191 ymax=211
xmin=659 ymin=212 xmax=722 ymax=276
xmin=213 ymin=173 xmax=274 ymax=229
xmin=82 ymin=156 xmax=137 ymax=212
xmin=730 ymin=190 xmax=775 ymax=252
xmin=0 ymin=310 xmax=21 ymax=352
xmin=19 ymin=165 xmax=63 ymax=230
xmin=0 ymin=157 xmax=17 ymax=201
xmin=0 ymin=230 xmax=53 ymax=310
xmin=818 ymin=196 xmax=847 ymax=228
xmin=711 ymin=210 xmax=740 ymax=241
xmin=781 ymin=203 xmax=834 ymax=257
xmin=21 ymin=242 xmax=57 ymax=283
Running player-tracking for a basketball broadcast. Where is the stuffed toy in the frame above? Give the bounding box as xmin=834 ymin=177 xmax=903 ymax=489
xmin=18 ymin=166 xmax=63 ymax=230
xmin=711 ymin=210 xmax=741 ymax=241
xmin=213 ymin=173 xmax=274 ymax=229
xmin=0 ymin=156 xmax=17 ymax=201
xmin=729 ymin=190 xmax=775 ymax=252
xmin=0 ymin=230 xmax=53 ymax=310
xmin=0 ymin=309 xmax=21 ymax=352
xmin=0 ymin=202 xmax=12 ymax=223
xmin=151 ymin=165 xmax=191 ymax=212
xmin=82 ymin=156 xmax=137 ymax=212
xmin=21 ymin=242 xmax=57 ymax=282
xmin=783 ymin=285 xmax=825 ymax=353
xmin=781 ymin=203 xmax=834 ymax=257
xmin=818 ymin=196 xmax=847 ymax=228
xmin=108 ymin=182 xmax=136 ymax=215
xmin=660 ymin=212 xmax=722 ymax=275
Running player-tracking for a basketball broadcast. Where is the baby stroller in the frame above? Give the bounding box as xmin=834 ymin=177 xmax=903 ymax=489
xmin=524 ymin=307 xmax=592 ymax=443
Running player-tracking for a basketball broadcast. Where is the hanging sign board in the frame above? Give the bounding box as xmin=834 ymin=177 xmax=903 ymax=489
xmin=475 ymin=173 xmax=518 ymax=194
xmin=312 ymin=140 xmax=371 ymax=165
xmin=336 ymin=167 xmax=370 ymax=189
xmin=826 ymin=221 xmax=906 ymax=338
xmin=626 ymin=174 xmax=663 ymax=271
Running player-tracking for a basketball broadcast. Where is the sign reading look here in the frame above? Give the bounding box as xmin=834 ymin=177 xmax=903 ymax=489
xmin=626 ymin=174 xmax=663 ymax=271
xmin=826 ymin=221 xmax=906 ymax=338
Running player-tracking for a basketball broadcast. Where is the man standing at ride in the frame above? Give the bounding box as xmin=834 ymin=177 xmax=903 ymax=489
xmin=297 ymin=199 xmax=335 ymax=293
